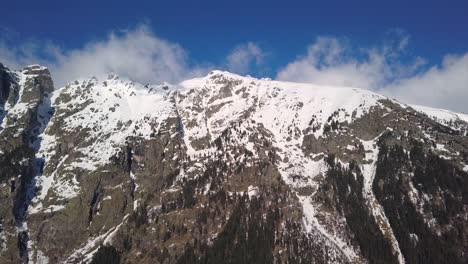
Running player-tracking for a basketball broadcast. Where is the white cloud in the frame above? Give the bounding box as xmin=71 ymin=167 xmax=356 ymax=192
xmin=0 ymin=37 xmax=47 ymax=71
xmin=226 ymin=42 xmax=265 ymax=75
xmin=382 ymin=54 xmax=468 ymax=113
xmin=0 ymin=26 xmax=263 ymax=87
xmin=1 ymin=26 xmax=467 ymax=113
xmin=276 ymin=34 xmax=424 ymax=89
xmin=51 ymin=25 xmax=203 ymax=86
xmin=277 ymin=34 xmax=468 ymax=113
xmin=0 ymin=25 xmax=209 ymax=86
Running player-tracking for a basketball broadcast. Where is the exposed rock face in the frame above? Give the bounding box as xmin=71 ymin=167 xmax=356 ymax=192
xmin=0 ymin=64 xmax=54 ymax=263
xmin=0 ymin=66 xmax=467 ymax=264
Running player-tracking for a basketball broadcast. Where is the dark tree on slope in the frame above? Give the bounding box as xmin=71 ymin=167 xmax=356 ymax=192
xmin=374 ymin=141 xmax=468 ymax=264
xmin=91 ymin=245 xmax=121 ymax=264
xmin=320 ymin=156 xmax=399 ymax=264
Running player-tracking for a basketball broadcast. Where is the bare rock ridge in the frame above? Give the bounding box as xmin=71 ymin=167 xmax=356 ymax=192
xmin=0 ymin=63 xmax=467 ymax=264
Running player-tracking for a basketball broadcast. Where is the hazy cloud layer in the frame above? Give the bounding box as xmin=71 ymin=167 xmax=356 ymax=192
xmin=0 ymin=25 xmax=209 ymax=86
xmin=276 ymin=34 xmax=424 ymax=88
xmin=0 ymin=35 xmax=54 ymax=71
xmin=0 ymin=26 xmax=264 ymax=87
xmin=277 ymin=33 xmax=468 ymax=113
xmin=226 ymin=42 xmax=265 ymax=75
xmin=383 ymin=54 xmax=468 ymax=113
xmin=51 ymin=26 xmax=201 ymax=85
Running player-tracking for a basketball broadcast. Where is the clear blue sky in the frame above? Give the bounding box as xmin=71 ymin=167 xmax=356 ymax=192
xmin=2 ymin=0 xmax=467 ymax=73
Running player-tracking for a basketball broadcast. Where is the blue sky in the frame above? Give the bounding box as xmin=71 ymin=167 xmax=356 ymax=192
xmin=1 ymin=0 xmax=468 ymax=112
xmin=2 ymin=0 xmax=467 ymax=70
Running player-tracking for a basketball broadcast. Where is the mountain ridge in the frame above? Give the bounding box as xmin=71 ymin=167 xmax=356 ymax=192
xmin=0 ymin=63 xmax=467 ymax=263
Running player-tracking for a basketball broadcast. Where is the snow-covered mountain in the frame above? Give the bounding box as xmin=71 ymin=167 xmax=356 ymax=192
xmin=1 ymin=63 xmax=467 ymax=264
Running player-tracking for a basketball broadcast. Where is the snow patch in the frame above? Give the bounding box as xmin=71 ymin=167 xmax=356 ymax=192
xmin=412 ymin=104 xmax=468 ymax=129
xmin=360 ymin=136 xmax=405 ymax=264
xmin=247 ymin=185 xmax=258 ymax=198
xmin=300 ymin=195 xmax=359 ymax=262
xmin=65 ymin=221 xmax=125 ymax=264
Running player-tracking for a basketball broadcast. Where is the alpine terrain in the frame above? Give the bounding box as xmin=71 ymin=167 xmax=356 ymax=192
xmin=0 ymin=62 xmax=467 ymax=264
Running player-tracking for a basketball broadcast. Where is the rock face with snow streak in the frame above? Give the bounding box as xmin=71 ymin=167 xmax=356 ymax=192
xmin=0 ymin=64 xmax=467 ymax=264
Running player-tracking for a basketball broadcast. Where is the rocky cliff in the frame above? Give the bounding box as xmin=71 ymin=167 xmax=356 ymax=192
xmin=0 ymin=63 xmax=467 ymax=263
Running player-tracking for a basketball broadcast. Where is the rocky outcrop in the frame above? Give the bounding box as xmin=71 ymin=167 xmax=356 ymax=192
xmin=0 ymin=64 xmax=54 ymax=263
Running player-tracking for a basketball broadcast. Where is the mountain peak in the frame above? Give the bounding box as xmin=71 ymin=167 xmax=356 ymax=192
xmin=22 ymin=64 xmax=50 ymax=76
xmin=208 ymin=69 xmax=240 ymax=77
xmin=204 ymin=70 xmax=262 ymax=84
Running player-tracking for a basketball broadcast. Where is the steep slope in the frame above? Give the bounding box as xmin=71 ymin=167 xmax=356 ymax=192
xmin=0 ymin=64 xmax=54 ymax=263
xmin=0 ymin=66 xmax=467 ymax=264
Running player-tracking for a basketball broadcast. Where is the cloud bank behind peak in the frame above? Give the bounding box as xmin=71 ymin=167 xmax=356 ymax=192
xmin=1 ymin=25 xmax=211 ymax=86
xmin=276 ymin=33 xmax=468 ymax=113
xmin=1 ymin=25 xmax=467 ymax=113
